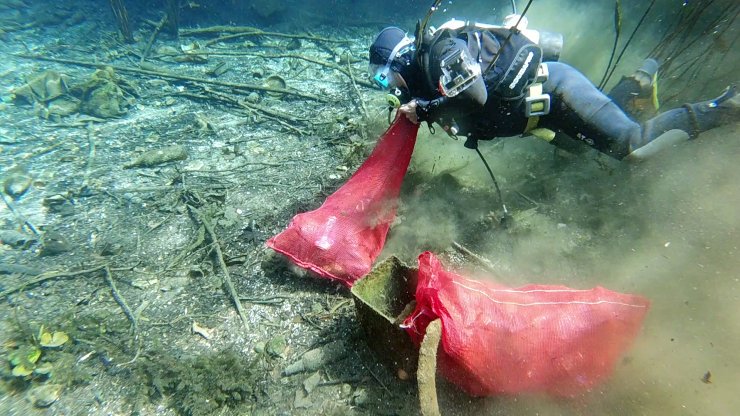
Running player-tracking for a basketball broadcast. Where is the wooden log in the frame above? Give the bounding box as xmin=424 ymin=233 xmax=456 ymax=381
xmin=165 ymin=0 xmax=179 ymax=37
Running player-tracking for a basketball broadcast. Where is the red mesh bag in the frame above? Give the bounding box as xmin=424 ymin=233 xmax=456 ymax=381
xmin=267 ymin=117 xmax=419 ymax=287
xmin=403 ymin=252 xmax=650 ymax=397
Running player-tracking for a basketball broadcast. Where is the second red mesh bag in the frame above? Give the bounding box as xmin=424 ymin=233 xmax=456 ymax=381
xmin=267 ymin=117 xmax=419 ymax=287
xmin=403 ymin=252 xmax=650 ymax=397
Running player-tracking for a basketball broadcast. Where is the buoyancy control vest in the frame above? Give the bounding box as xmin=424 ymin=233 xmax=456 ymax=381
xmin=414 ymin=18 xmax=559 ymax=143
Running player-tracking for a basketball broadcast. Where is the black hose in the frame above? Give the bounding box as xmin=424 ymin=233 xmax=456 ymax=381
xmin=475 ymin=148 xmax=508 ymax=218
xmin=601 ymin=0 xmax=657 ymax=89
xmin=598 ymin=0 xmax=622 ymax=90
xmin=415 ymin=0 xmax=444 ymax=53
xmin=483 ymin=0 xmax=536 ymax=75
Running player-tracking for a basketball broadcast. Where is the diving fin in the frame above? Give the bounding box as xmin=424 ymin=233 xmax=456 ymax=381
xmin=607 ymin=58 xmax=660 ymax=120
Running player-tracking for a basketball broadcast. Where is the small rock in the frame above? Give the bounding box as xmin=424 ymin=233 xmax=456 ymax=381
xmin=123 ymin=145 xmax=188 ymax=169
xmin=0 ymin=229 xmax=36 ymax=247
xmin=285 ymin=38 xmax=301 ymax=51
xmin=3 ymin=166 xmax=33 ymax=200
xmin=39 ymin=231 xmax=71 ymax=256
xmin=266 ymin=335 xmax=287 ymax=358
xmin=282 ymin=341 xmax=346 ymax=376
xmin=351 ymin=388 xmax=369 ymax=407
xmin=43 ymin=194 xmax=75 ymax=216
xmin=28 ymin=383 xmax=62 ymax=408
xmin=192 ymin=321 xmax=214 ymax=340
xmin=303 ymin=371 xmax=321 ymax=394
xmin=246 ymin=92 xmax=260 ymax=103
xmin=293 ymin=388 xmax=312 ymax=409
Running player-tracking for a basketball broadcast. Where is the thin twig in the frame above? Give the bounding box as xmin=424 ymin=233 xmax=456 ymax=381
xmin=179 ymin=25 xmax=349 ymax=44
xmin=515 ymin=190 xmax=539 ymax=207
xmin=102 ymin=265 xmax=139 ymax=347
xmin=239 ymin=295 xmax=288 ymax=305
xmin=0 ymin=264 xmax=138 ymax=297
xmin=166 ymin=224 xmax=205 ymax=270
xmin=347 ymin=57 xmax=370 ymax=126
xmin=174 ymin=88 xmax=309 ymax=134
xmin=0 ymin=192 xmax=39 ymax=236
xmin=152 ymin=49 xmax=375 ymax=88
xmin=355 ymin=352 xmax=391 ymax=395
xmin=451 ymin=241 xmax=498 ymax=274
xmin=81 ymin=122 xmax=96 ymax=192
xmin=187 ymin=204 xmax=250 ymax=331
xmin=242 ymin=52 xmax=374 ymax=88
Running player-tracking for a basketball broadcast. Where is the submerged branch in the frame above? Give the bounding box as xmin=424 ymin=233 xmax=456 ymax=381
xmin=180 ymin=26 xmax=349 ymax=45
xmin=140 ymin=13 xmax=169 ymax=65
xmin=13 ymin=54 xmax=327 ymax=102
xmin=187 ymin=204 xmax=251 ymax=331
xmin=102 ymin=265 xmax=141 ymax=364
xmin=0 ymin=263 xmax=137 ymax=298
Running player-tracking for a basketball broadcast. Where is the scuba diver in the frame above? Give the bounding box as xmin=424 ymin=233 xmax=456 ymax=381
xmin=368 ymin=16 xmax=738 ymax=160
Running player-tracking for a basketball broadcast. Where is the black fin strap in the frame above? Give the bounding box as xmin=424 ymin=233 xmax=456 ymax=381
xmin=682 ymin=103 xmax=701 ymax=140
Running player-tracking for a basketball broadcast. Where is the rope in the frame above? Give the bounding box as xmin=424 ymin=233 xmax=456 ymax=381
xmin=601 ymin=0 xmax=657 ymax=89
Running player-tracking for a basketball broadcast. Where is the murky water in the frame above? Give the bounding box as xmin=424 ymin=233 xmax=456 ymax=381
xmin=394 ymin=122 xmax=739 ymax=415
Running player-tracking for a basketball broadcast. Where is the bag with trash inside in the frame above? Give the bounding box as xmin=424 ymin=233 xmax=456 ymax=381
xmin=267 ymin=117 xmax=419 ymax=287
xmin=403 ymin=252 xmax=650 ymax=397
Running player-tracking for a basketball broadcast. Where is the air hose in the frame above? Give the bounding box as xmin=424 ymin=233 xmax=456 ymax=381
xmin=475 ymin=147 xmax=511 ymax=227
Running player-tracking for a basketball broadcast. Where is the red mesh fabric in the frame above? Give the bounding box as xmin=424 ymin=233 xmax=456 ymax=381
xmin=267 ymin=117 xmax=419 ymax=287
xmin=403 ymin=252 xmax=650 ymax=397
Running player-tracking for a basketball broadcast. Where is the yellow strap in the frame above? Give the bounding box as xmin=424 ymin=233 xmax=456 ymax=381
xmin=523 ymin=82 xmax=542 ymax=133
xmin=524 ymin=115 xmax=540 ymax=133
xmin=529 ymin=127 xmax=556 ymax=141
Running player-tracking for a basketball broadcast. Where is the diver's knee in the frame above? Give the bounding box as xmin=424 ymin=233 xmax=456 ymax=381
xmin=625 ymin=129 xmax=690 ymax=161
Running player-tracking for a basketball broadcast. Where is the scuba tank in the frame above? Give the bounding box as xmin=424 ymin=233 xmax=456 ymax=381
xmin=415 ymin=15 xmax=563 ymax=106
xmin=431 ymin=15 xmax=563 ymax=63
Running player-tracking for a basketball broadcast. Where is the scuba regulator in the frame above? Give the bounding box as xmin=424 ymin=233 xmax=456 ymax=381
xmin=385 ymin=87 xmax=407 ymax=123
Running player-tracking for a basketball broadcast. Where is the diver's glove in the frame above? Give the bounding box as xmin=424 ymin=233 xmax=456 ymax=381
xmin=415 ymin=97 xmax=447 ymax=122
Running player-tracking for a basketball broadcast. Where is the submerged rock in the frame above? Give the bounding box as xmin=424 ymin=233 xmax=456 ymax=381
xmin=3 ymin=165 xmax=33 ymax=200
xmin=123 ymin=145 xmax=188 ymax=169
xmin=75 ymin=67 xmax=137 ymax=118
xmin=39 ymin=230 xmax=71 ymax=256
xmin=28 ymin=383 xmax=62 ymax=408
xmin=0 ymin=229 xmax=37 ymax=248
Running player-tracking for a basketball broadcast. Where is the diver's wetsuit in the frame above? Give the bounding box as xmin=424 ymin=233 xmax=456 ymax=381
xmin=407 ymin=29 xmax=734 ymax=160
xmin=536 ymin=62 xmax=732 ymax=158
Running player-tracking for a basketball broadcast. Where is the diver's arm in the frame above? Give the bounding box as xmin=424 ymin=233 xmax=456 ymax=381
xmin=400 ymin=39 xmax=487 ymax=124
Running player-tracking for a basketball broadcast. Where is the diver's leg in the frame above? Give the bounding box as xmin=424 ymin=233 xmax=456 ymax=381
xmin=634 ymin=86 xmax=739 ymax=148
xmin=626 ymin=89 xmax=739 ymax=160
xmin=539 ymin=62 xmax=640 ymax=159
xmin=540 ymin=63 xmax=738 ymax=159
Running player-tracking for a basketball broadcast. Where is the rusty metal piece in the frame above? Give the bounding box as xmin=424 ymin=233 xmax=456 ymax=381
xmin=351 ymin=256 xmax=419 ymax=377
